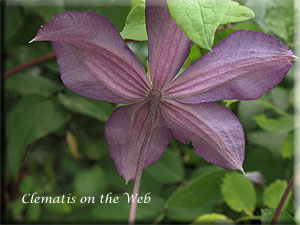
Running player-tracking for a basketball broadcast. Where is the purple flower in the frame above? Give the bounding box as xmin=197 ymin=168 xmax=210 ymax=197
xmin=32 ymin=0 xmax=294 ymax=183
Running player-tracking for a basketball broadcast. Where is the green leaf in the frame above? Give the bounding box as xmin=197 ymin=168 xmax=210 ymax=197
xmin=74 ymin=166 xmax=107 ymax=196
xmin=192 ymin=213 xmax=234 ymax=224
xmin=6 ymin=95 xmax=70 ymax=178
xmin=238 ymin=99 xmax=269 ymax=130
xmin=166 ymin=0 xmax=254 ymax=50
xmin=5 ymin=73 xmax=64 ymax=97
xmin=264 ymin=0 xmax=296 ymax=42
xmin=167 ymin=168 xmax=226 ymax=221
xmin=255 ymin=99 xmax=292 ymax=117
xmin=244 ymin=0 xmax=272 ymax=31
xmin=120 ymin=3 xmax=148 ymax=41
xmin=183 ymin=44 xmax=203 ymax=68
xmin=58 ymin=92 xmax=114 ymax=122
xmin=247 ymin=131 xmax=287 ymax=155
xmin=280 ymin=132 xmax=294 ymax=159
xmin=263 ymin=180 xmax=292 ymax=209
xmin=253 ymin=115 xmax=294 ymax=133
xmin=167 ymin=0 xmax=229 ymax=50
xmin=220 ymin=1 xmax=255 ymax=24
xmin=190 ymin=165 xmax=221 ymax=180
xmin=131 ymin=0 xmax=145 ymax=7
xmin=136 ymin=195 xmax=164 ymax=221
xmin=223 ymin=100 xmax=239 ymax=108
xmin=144 ymin=150 xmax=184 ymax=184
xmin=261 ymin=208 xmax=295 ymax=224
xmin=233 ymin=22 xmax=264 ymax=32
xmin=127 ymin=41 xmax=148 ymax=67
xmin=221 ymin=173 xmax=256 ymax=215
xmin=244 ymin=148 xmax=284 ymax=183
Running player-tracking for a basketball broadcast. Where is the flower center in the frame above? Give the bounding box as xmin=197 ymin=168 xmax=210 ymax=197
xmin=148 ymin=89 xmax=162 ymax=103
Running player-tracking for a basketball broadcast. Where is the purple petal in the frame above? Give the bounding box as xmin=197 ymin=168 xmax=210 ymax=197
xmin=164 ymin=30 xmax=295 ymax=103
xmin=104 ymin=102 xmax=172 ymax=182
xmin=32 ymin=11 xmax=151 ymax=104
xmin=161 ymin=100 xmax=245 ymax=171
xmin=146 ymin=0 xmax=193 ymax=89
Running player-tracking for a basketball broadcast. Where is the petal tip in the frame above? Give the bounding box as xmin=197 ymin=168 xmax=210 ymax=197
xmin=29 ymin=37 xmax=37 ymax=44
xmin=239 ymin=166 xmax=245 ymax=175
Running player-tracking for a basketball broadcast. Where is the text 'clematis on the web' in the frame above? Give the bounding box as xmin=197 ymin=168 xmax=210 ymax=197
xmin=31 ymin=0 xmax=295 ymax=223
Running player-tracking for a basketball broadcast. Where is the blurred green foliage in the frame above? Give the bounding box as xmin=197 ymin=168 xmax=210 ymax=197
xmin=3 ymin=0 xmax=298 ymax=224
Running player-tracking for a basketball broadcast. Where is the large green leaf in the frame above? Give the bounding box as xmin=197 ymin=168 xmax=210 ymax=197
xmin=263 ymin=179 xmax=292 ymax=209
xmin=5 ymin=72 xmax=64 ymax=97
xmin=6 ymin=95 xmax=70 ymax=178
xmin=167 ymin=168 xmax=226 ymax=221
xmin=166 ymin=0 xmax=254 ymax=50
xmin=220 ymin=1 xmax=255 ymax=24
xmin=144 ymin=150 xmax=184 ymax=184
xmin=221 ymin=173 xmax=256 ymax=215
xmin=121 ymin=3 xmax=148 ymax=41
xmin=58 ymin=92 xmax=114 ymax=122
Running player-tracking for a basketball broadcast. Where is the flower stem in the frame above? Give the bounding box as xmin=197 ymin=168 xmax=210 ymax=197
xmin=271 ymin=173 xmax=295 ymax=224
xmin=3 ymin=52 xmax=56 ymax=80
xmin=128 ymin=90 xmax=161 ymax=225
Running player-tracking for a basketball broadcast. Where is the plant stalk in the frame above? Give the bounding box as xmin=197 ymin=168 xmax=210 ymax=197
xmin=271 ymin=173 xmax=295 ymax=224
xmin=128 ymin=90 xmax=161 ymax=224
xmin=3 ymin=52 xmax=56 ymax=80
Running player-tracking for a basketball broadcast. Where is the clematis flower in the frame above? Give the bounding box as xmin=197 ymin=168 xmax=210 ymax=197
xmin=31 ymin=0 xmax=295 ymax=185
